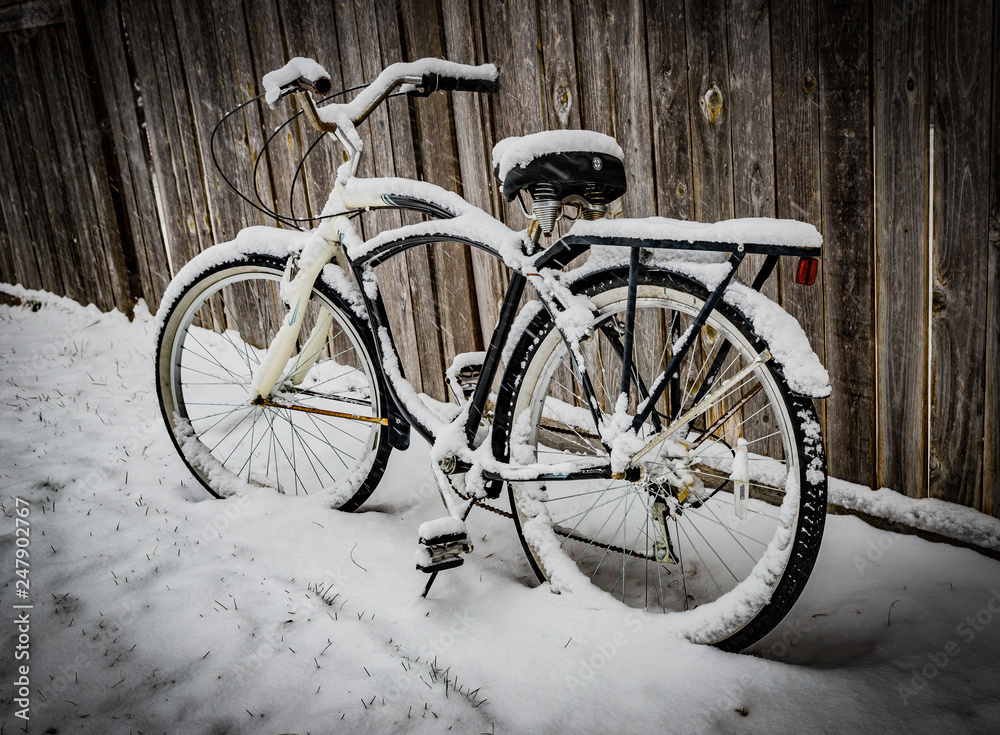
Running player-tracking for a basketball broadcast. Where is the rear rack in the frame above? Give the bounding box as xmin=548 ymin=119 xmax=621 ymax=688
xmin=559 ymin=234 xmax=821 ymax=257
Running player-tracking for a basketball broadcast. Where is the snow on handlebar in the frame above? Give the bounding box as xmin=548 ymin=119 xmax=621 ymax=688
xmin=262 ymin=56 xmax=499 ymax=123
xmin=262 ymin=57 xmax=332 ymax=107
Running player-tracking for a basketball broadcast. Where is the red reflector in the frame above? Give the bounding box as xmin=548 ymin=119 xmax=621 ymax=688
xmin=796 ymin=257 xmax=818 ymax=286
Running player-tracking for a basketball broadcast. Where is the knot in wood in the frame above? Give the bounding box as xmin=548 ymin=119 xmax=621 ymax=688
xmin=552 ymin=71 xmax=572 ymax=125
xmin=802 ymin=71 xmax=817 ymax=95
xmin=932 ymin=287 xmax=947 ymax=314
xmin=701 ymin=83 xmax=724 ymax=125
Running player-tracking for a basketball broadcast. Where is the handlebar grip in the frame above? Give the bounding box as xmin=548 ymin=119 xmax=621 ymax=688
xmin=295 ymin=75 xmax=333 ymax=96
xmin=419 ymin=72 xmax=499 ymax=95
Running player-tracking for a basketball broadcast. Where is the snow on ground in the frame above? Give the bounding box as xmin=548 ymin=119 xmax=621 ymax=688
xmin=1 ymin=286 xmax=999 ymax=734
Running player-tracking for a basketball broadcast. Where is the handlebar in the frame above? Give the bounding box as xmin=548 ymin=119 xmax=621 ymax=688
xmin=263 ymin=58 xmax=498 ymax=181
xmin=267 ymin=58 xmax=499 ymax=133
xmin=412 ymin=71 xmax=500 ymax=96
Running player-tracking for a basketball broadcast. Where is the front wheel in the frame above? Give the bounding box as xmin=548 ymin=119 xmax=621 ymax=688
xmin=155 ymin=251 xmax=391 ymax=511
xmin=492 ymin=268 xmax=826 ymax=651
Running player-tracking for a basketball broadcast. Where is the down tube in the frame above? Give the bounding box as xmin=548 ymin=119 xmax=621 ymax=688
xmin=351 ymin=234 xmax=518 ymax=449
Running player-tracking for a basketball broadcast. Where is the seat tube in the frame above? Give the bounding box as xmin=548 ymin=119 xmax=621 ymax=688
xmin=618 ymin=246 xmax=641 ymax=398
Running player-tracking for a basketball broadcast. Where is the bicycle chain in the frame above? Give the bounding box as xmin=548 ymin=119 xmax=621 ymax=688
xmin=450 ymin=481 xmax=659 ymax=562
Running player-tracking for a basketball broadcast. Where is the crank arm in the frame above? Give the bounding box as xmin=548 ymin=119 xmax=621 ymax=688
xmin=252 ymin=396 xmax=388 ymax=426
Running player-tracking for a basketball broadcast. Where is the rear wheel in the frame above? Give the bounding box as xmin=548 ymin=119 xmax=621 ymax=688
xmin=156 ymin=252 xmax=391 ymax=511
xmin=493 ymin=269 xmax=826 ymax=650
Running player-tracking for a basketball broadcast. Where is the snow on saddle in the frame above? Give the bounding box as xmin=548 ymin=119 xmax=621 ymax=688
xmin=491 ymin=130 xmax=628 ymax=205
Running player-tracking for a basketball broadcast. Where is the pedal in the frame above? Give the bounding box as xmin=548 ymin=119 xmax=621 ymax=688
xmin=446 ymin=352 xmax=485 ymax=405
xmin=415 ymin=517 xmax=473 ymax=574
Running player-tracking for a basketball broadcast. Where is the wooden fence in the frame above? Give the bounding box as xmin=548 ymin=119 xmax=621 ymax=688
xmin=0 ymin=0 xmax=997 ymax=518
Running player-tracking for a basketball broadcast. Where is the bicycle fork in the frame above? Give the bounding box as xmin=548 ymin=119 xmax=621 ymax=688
xmin=249 ymin=235 xmax=346 ymax=400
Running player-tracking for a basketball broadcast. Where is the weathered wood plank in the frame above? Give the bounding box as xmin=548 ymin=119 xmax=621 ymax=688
xmin=243 ymin=0 xmax=311 ymax=226
xmin=347 ymin=0 xmax=434 ymax=398
xmin=727 ymin=0 xmax=774 ymax=220
xmin=645 ymin=0 xmax=692 ymax=221
xmin=874 ymin=0 xmax=930 ymax=498
xmin=482 ymin=0 xmax=545 ymax=226
xmin=62 ymin=6 xmax=135 ymax=312
xmin=273 ymin=0 xmax=344 ymax=223
xmin=725 ymin=0 xmax=776 ymax=305
xmin=0 ymin=198 xmax=13 ymax=286
xmin=76 ymin=0 xmax=167 ymax=309
xmin=571 ymin=0 xmax=613 ymax=139
xmin=4 ymin=38 xmax=70 ymax=298
xmin=539 ymin=0 xmax=587 ymax=250
xmin=818 ymin=0 xmax=875 ymax=489
xmin=608 ymin=0 xmax=653 ymax=220
xmin=0 ymin=0 xmax=62 ymax=33
xmin=441 ymin=0 xmax=508 ymax=343
xmin=370 ymin=0 xmax=447 ymax=399
xmin=42 ymin=27 xmax=112 ymax=309
xmin=768 ymin=0 xmax=826 ymax=471
xmin=928 ymin=0 xmax=993 ymax=508
xmin=29 ymin=29 xmax=96 ymax=304
xmin=538 ymin=0 xmax=581 ymax=133
xmin=479 ymin=0 xmax=546 ymax=321
xmin=0 ymin=175 xmax=13 ymax=282
xmin=120 ymin=0 xmax=209 ymax=275
xmin=769 ymin=0 xmax=826 ymax=402
xmin=401 ymin=0 xmax=483 ymax=371
xmin=683 ymin=0 xmax=733 ymax=222
xmin=0 ymin=118 xmax=44 ymax=291
xmin=169 ymin=0 xmax=257 ymax=245
xmin=212 ymin=0 xmax=276 ymax=228
xmin=986 ymin=3 xmax=1000 ymax=519
xmin=33 ymin=25 xmax=111 ymax=309
xmin=0 ymin=36 xmax=45 ymax=293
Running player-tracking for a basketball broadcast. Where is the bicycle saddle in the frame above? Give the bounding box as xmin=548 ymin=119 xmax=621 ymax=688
xmin=492 ymin=130 xmax=627 ymax=204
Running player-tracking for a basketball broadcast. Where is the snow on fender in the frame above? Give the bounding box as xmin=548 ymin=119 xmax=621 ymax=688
xmin=154 ymin=226 xmax=368 ymax=339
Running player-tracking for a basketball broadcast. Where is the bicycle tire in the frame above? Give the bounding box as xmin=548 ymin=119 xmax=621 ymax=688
xmin=156 ymin=251 xmax=391 ymax=511
xmin=492 ymin=267 xmax=826 ymax=651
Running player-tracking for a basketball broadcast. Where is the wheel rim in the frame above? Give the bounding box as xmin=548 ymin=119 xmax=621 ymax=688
xmin=160 ymin=265 xmax=383 ymax=500
xmin=509 ymin=282 xmax=802 ymax=628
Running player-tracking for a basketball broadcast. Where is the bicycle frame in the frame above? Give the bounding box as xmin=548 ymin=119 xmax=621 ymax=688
xmin=248 ymin=165 xmax=819 ymax=489
xmin=249 ymin=71 xmax=823 ymax=488
xmin=168 ymin=56 xmax=831 ymax=640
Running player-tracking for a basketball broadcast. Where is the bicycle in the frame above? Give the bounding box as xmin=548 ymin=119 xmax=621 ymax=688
xmin=154 ymin=56 xmax=830 ymax=652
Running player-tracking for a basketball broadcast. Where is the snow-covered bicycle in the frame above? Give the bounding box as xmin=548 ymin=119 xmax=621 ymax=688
xmin=155 ymin=57 xmax=829 ymax=651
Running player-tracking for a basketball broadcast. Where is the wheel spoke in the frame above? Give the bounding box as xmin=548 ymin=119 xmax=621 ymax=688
xmin=502 ymin=275 xmax=822 ymax=646
xmin=161 ymin=264 xmax=385 ymax=508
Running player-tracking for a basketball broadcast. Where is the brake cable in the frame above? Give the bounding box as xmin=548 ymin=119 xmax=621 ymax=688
xmin=209 ymin=83 xmax=374 ymax=228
